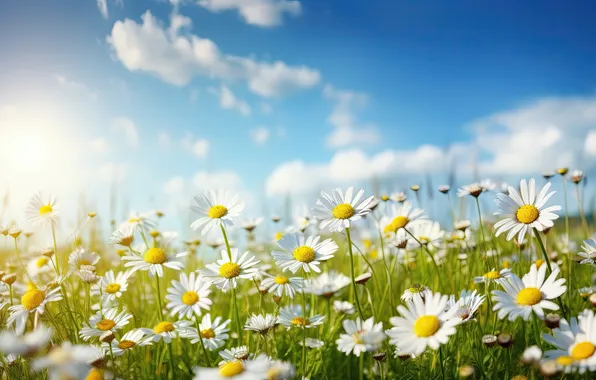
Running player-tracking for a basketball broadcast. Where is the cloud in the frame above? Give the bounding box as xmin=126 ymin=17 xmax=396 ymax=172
xmin=97 ymin=0 xmax=109 ymax=19
xmin=260 ymin=102 xmax=272 ymax=114
xmin=98 ymin=162 xmax=129 ymax=182
xmin=54 ymin=74 xmax=98 ymax=100
xmin=250 ymin=127 xmax=270 ymax=145
xmin=110 ymin=117 xmax=139 ymax=146
xmin=107 ymin=11 xmax=320 ymax=97
xmin=197 ymin=0 xmax=301 ymax=27
xmin=323 ymin=85 xmax=380 ymax=149
xmin=193 ymin=171 xmax=243 ymax=190
xmin=90 ymin=137 xmax=109 ymax=153
xmin=163 ymin=176 xmax=185 ymax=195
xmin=179 ymin=133 xmax=210 ymax=158
xmin=158 ymin=132 xmax=171 ymax=149
xmin=212 ymin=85 xmax=251 ymax=116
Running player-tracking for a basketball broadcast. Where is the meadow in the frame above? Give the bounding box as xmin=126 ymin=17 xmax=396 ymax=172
xmin=1 ymin=170 xmax=596 ymax=379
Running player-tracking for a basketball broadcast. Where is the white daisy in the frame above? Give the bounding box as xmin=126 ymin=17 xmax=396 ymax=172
xmin=180 ymin=313 xmax=231 ymax=351
xmin=190 ymin=190 xmax=245 ymax=235
xmin=79 ymin=308 xmax=132 ymax=341
xmin=32 ymin=342 xmax=99 ymax=380
xmin=193 ymin=354 xmax=271 ymax=380
xmin=494 ymin=178 xmax=561 ymax=242
xmin=261 ymin=274 xmax=304 ymax=299
xmin=26 ymin=192 xmax=58 ymax=226
xmin=122 ymin=247 xmax=187 ymax=278
xmin=241 ymin=218 xmax=263 ymax=233
xmin=492 ymin=263 xmax=566 ymax=321
xmin=219 ymin=346 xmax=251 ymax=363
xmin=473 ymin=268 xmax=511 ymax=284
xmin=401 ymin=284 xmax=432 ymax=302
xmin=457 ymin=180 xmax=496 ymax=198
xmin=0 ymin=324 xmax=52 ymax=356
xmin=123 ymin=212 xmax=156 ymax=232
xmin=244 ymin=313 xmax=278 ymax=335
xmin=301 ymin=338 xmax=325 ymax=349
xmin=336 ymin=317 xmax=386 ymax=357
xmin=104 ymin=329 xmax=151 ymax=356
xmin=406 ymin=220 xmax=444 ymax=249
xmin=579 ymin=239 xmax=596 ymax=265
xmin=333 ymin=300 xmax=355 ymax=315
xmin=445 ymin=290 xmax=485 ymax=324
xmin=166 ymin=272 xmax=212 ymax=319
xmin=140 ymin=320 xmax=193 ymax=344
xmin=272 ymin=232 xmax=337 ymax=274
xmin=91 ymin=270 xmax=130 ymax=304
xmin=8 ymin=287 xmax=62 ymax=334
xmin=27 ymin=256 xmax=53 ymax=278
xmin=312 ymin=187 xmax=375 ymax=232
xmin=68 ymin=247 xmax=100 ymax=272
xmin=380 ymin=201 xmax=426 ymax=237
xmin=386 ymin=292 xmax=459 ymax=356
xmin=110 ymin=224 xmax=135 ymax=247
xmin=201 ymin=248 xmax=259 ymax=291
xmin=278 ymin=305 xmax=325 ymax=330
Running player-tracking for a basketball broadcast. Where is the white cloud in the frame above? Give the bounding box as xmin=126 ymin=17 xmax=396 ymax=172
xmin=97 ymin=0 xmax=109 ymax=19
xmin=323 ymin=85 xmax=380 ymax=149
xmin=197 ymin=0 xmax=301 ymax=27
xmin=192 ymin=139 xmax=210 ymax=158
xmin=250 ymin=127 xmax=270 ymax=145
xmin=260 ymin=102 xmax=272 ymax=114
xmin=110 ymin=117 xmax=139 ymax=146
xmin=585 ymin=131 xmax=596 ymax=156
xmin=98 ymin=162 xmax=129 ymax=182
xmin=54 ymin=74 xmax=98 ymax=100
xmin=163 ymin=176 xmax=185 ymax=195
xmin=214 ymin=85 xmax=251 ymax=116
xmin=193 ymin=170 xmax=243 ymax=190
xmin=107 ymin=11 xmax=320 ymax=97
xmin=158 ymin=132 xmax=171 ymax=149
xmin=90 ymin=137 xmax=109 ymax=153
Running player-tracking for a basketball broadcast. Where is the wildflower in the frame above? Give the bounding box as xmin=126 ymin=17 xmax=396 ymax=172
xmin=386 ymin=292 xmax=459 ymax=356
xmin=8 ymin=287 xmax=62 ymax=334
xmin=492 ymin=263 xmax=566 ymax=321
xmin=272 ymin=232 xmax=337 ymax=274
xmin=333 ymin=300 xmax=356 ymax=315
xmin=571 ymin=170 xmax=585 ymax=184
xmin=190 ymin=190 xmax=245 ymax=235
xmin=68 ymin=247 xmax=100 ymax=272
xmin=110 ymin=224 xmax=135 ymax=247
xmin=91 ymin=270 xmax=130 ymax=304
xmin=437 ymin=185 xmax=450 ymax=194
xmin=141 ymin=320 xmax=193 ymax=343
xmin=123 ymin=212 xmax=156 ymax=232
xmin=380 ymin=201 xmax=426 ymax=238
xmin=482 ymin=334 xmax=497 ymax=347
xmin=305 ymin=271 xmax=351 ymax=298
xmin=241 ymin=217 xmax=263 ymax=233
xmin=180 ymin=313 xmax=230 ymax=351
xmin=28 ymin=256 xmax=53 ymax=278
xmin=261 ymin=274 xmax=304 ymax=299
xmin=457 ymin=181 xmax=495 ymax=198
xmin=0 ymin=324 xmax=52 ymax=356
xmin=103 ymin=329 xmax=151 ymax=356
xmin=166 ymin=272 xmax=212 ymax=319
xmin=494 ymin=178 xmax=560 ymax=242
xmin=521 ymin=345 xmax=542 ymax=365
xmin=391 ymin=192 xmax=407 ymax=202
xmin=312 ymin=187 xmax=374 ymax=232
xmin=336 ymin=317 xmax=386 ymax=357
xmin=473 ymin=268 xmax=511 ymax=284
xmin=122 ymin=247 xmax=187 ymax=277
xmin=32 ymin=342 xmax=99 ymax=380
xmin=193 ymin=355 xmax=272 ymax=380
xmin=579 ymin=238 xmax=596 ymax=265
xmin=79 ymin=308 xmax=132 ymax=341
xmin=545 ymin=313 xmax=561 ymax=329
xmin=406 ymin=220 xmax=444 ymax=249
xmin=301 ymin=338 xmax=325 ymax=349
xmin=445 ymin=290 xmax=485 ymax=324
xmin=244 ymin=313 xmax=278 ymax=335
xmin=497 ymin=333 xmax=514 ymax=348
xmin=26 ymin=192 xmax=58 ymax=226
xmin=278 ymin=305 xmax=325 ymax=330
xmin=201 ymin=248 xmax=259 ymax=291
xmin=401 ymin=284 xmax=432 ymax=302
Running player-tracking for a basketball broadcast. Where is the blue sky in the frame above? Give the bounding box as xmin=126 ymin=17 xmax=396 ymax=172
xmin=1 ymin=0 xmax=596 ymax=233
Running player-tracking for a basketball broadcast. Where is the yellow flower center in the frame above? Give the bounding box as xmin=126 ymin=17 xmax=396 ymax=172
xmin=267 ymin=367 xmax=282 ymax=380
xmin=516 ymin=205 xmax=540 ymax=224
xmin=535 ymin=259 xmax=545 ymax=268
xmin=291 ymin=317 xmax=310 ymax=326
xmin=105 ymin=283 xmax=121 ymax=294
xmin=208 ymin=205 xmax=228 ymax=219
xmin=39 ymin=205 xmax=53 ymax=215
xmin=293 ymin=246 xmax=316 ymax=263
xmin=274 ymin=232 xmax=283 ymax=241
xmin=200 ymin=328 xmax=216 ymax=339
xmin=556 ymin=356 xmax=574 ymax=366
xmin=182 ymin=291 xmax=199 ymax=305
xmin=36 ymin=257 xmax=49 ymax=268
xmin=414 ymin=315 xmax=440 ymax=337
xmin=381 ymin=195 xmax=389 ymax=201
xmin=117 ymin=340 xmax=136 ymax=350
xmin=571 ymin=342 xmax=596 ymax=360
xmin=129 ymin=217 xmax=140 ymax=223
xmin=219 ymin=262 xmax=241 ymax=279
xmin=362 ymin=239 xmax=373 ymax=249
xmin=86 ymin=368 xmax=103 ymax=380
xmin=484 ymin=271 xmax=501 ymax=279
xmin=369 ymin=250 xmax=378 ymax=260
xmin=503 ymin=260 xmax=511 ymax=268
xmin=390 ymin=216 xmax=409 ymax=231
xmin=21 ymin=289 xmax=45 ymax=310
xmin=219 ymin=361 xmax=244 ymax=377
xmin=274 ymin=276 xmax=289 ymax=284
xmin=332 ymin=203 xmax=355 ymax=220
xmin=144 ymin=248 xmax=167 ymax=264
xmin=154 ymin=321 xmax=175 ymax=334
xmin=517 ymin=287 xmax=542 ymax=306
xmin=96 ymin=319 xmax=116 ymax=331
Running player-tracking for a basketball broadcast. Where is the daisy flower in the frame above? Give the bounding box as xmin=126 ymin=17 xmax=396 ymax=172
xmin=542 ymin=309 xmax=596 ymax=373
xmin=104 ymin=329 xmax=151 ymax=356
xmin=406 ymin=221 xmax=444 ymax=249
xmin=473 ymin=268 xmax=511 ymax=284
xmin=123 ymin=212 xmax=156 ymax=232
xmin=492 ymin=263 xmax=566 ymax=321
xmin=193 ymin=354 xmax=271 ymax=380
xmin=261 ymin=274 xmax=304 ymax=299
xmin=336 ymin=317 xmax=386 ymax=357
xmin=386 ymin=292 xmax=459 ymax=356
xmin=494 ymin=178 xmax=561 ymax=242
xmin=241 ymin=218 xmax=263 ymax=233
xmin=79 ymin=308 xmax=132 ymax=341
xmin=391 ymin=192 xmax=408 ymax=202
xmin=278 ymin=305 xmax=325 ymax=330
xmin=244 ymin=313 xmax=278 ymax=335
xmin=380 ymin=201 xmax=426 ymax=236
xmin=165 ymin=272 xmax=212 ymax=319
xmin=140 ymin=320 xmax=193 ymax=343
xmin=579 ymin=238 xmax=596 ymax=265
xmin=91 ymin=270 xmax=130 ymax=304
xmin=190 ymin=190 xmax=245 ymax=235
xmin=8 ymin=287 xmax=62 ymax=334
xmin=26 ymin=192 xmax=58 ymax=226
xmin=122 ymin=247 xmax=187 ymax=278
xmin=201 ymin=248 xmax=259 ymax=291
xmin=312 ymin=187 xmax=374 ymax=232
xmin=401 ymin=284 xmax=432 ymax=302
xmin=333 ymin=300 xmax=355 ymax=315
xmin=68 ymin=247 xmax=100 ymax=272
xmin=301 ymin=338 xmax=325 ymax=349
xmin=457 ymin=180 xmax=496 ymax=198
xmin=272 ymin=232 xmax=337 ymax=274
xmin=32 ymin=342 xmax=99 ymax=380
xmin=445 ymin=290 xmax=485 ymax=324
xmin=180 ymin=313 xmax=231 ymax=351
xmin=219 ymin=346 xmax=251 ymax=363
xmin=0 ymin=324 xmax=53 ymax=356
xmin=27 ymin=256 xmax=53 ymax=278
xmin=110 ymin=224 xmax=135 ymax=247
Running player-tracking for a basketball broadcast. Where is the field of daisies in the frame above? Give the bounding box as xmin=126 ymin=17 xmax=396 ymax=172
xmin=2 ymin=170 xmax=596 ymax=379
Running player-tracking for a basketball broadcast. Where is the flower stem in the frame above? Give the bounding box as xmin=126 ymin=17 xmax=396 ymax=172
xmin=404 ymin=228 xmax=442 ymax=290
xmin=155 ymin=276 xmax=164 ymax=319
xmin=51 ymin=224 xmax=61 ymax=276
xmin=439 ymin=346 xmax=446 ymax=380
xmin=196 ymin=319 xmax=212 ymax=367
xmin=345 ymin=227 xmax=365 ymax=320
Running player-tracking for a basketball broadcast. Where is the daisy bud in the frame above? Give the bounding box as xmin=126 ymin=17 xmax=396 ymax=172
xmin=273 ymin=296 xmax=282 ymax=305
xmin=542 ymin=226 xmax=552 ymax=235
xmin=193 ymin=239 xmax=201 ymax=246
xmin=589 ymin=293 xmax=596 ymax=308
xmin=545 ymin=314 xmax=560 ymax=329
xmin=100 ymin=331 xmax=115 ymax=343
xmin=88 ymin=212 xmax=97 ymax=218
xmin=497 ymin=333 xmax=513 ymax=348
xmin=78 ymin=270 xmax=99 ymax=284
xmin=381 ymin=194 xmax=390 ymax=202
xmin=458 ymin=365 xmax=474 ymax=378
xmin=571 ymin=171 xmax=584 ymax=184
xmin=42 ymin=249 xmax=54 ymax=258
xmin=410 ymin=185 xmax=420 ymax=191
xmin=231 ymin=332 xmax=239 ymax=340
xmin=511 ymin=376 xmax=528 ymax=380
xmin=372 ymin=352 xmax=387 ymax=362
xmin=0 ymin=271 xmax=4 ymax=280
xmin=259 ymin=286 xmax=268 ymax=295
xmin=24 ymin=232 xmax=33 ymax=238
xmin=556 ymin=167 xmax=569 ymax=176
xmin=2 ymin=273 xmax=16 ymax=285
xmin=150 ymin=230 xmax=160 ymax=238
xmin=579 ymin=287 xmax=594 ymax=298
xmin=156 ymin=210 xmax=164 ymax=218
xmin=438 ymin=185 xmax=450 ymax=194
xmin=482 ymin=334 xmax=497 ymax=348
xmin=272 ymin=216 xmax=281 ymax=223
xmin=549 ymin=251 xmax=559 ymax=261
xmin=397 ymin=352 xmax=411 ymax=361
xmin=80 ymin=265 xmax=96 ymax=272
xmin=521 ymin=345 xmax=542 ymax=365
xmin=538 ymin=360 xmax=557 ymax=377
xmin=457 ymin=253 xmax=468 ymax=261
xmin=8 ymin=227 xmax=21 ymax=239
xmin=116 ymin=249 xmax=127 ymax=257
xmin=355 ymin=273 xmax=372 ymax=285
xmin=89 ymin=357 xmax=106 ymax=369
xmin=542 ymin=172 xmax=554 ymax=179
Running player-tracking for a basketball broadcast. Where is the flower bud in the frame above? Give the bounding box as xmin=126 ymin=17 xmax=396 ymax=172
xmin=372 ymin=352 xmax=387 ymax=362
xmin=458 ymin=365 xmax=474 ymax=378
xmin=100 ymin=331 xmax=115 ymax=343
xmin=497 ymin=333 xmax=513 ymax=348
xmin=355 ymin=273 xmax=372 ymax=285
xmin=482 ymin=334 xmax=497 ymax=348
xmin=2 ymin=273 xmax=16 ymax=285
xmin=545 ymin=314 xmax=560 ymax=329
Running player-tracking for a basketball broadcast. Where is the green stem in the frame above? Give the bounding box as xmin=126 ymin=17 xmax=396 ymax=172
xmin=196 ymin=319 xmax=212 ymax=367
xmin=156 ymin=276 xmax=164 ymax=319
xmin=51 ymin=224 xmax=61 ymax=276
xmin=439 ymin=346 xmax=446 ymax=380
xmin=13 ymin=239 xmax=33 ymax=283
xmin=345 ymin=227 xmax=365 ymax=320
xmin=405 ymin=228 xmax=443 ymax=290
